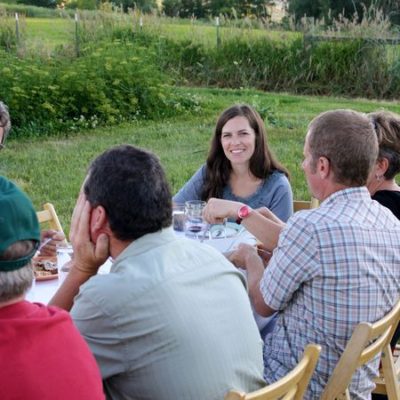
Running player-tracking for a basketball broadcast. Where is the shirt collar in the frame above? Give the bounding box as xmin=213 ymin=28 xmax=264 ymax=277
xmin=115 ymin=226 xmax=177 ymax=262
xmin=323 ymin=186 xmax=371 ymax=206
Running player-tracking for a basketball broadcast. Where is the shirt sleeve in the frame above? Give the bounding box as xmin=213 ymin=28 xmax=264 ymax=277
xmin=173 ymin=165 xmax=206 ymax=204
xmin=267 ymin=174 xmax=293 ymax=222
xmin=260 ymin=214 xmax=319 ymax=311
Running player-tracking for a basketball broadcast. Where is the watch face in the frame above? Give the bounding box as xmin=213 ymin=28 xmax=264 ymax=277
xmin=238 ymin=205 xmax=250 ymax=219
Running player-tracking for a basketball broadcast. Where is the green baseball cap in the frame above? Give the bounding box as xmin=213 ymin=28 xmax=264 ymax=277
xmin=0 ymin=176 xmax=40 ymax=271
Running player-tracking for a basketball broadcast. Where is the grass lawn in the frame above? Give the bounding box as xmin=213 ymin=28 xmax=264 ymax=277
xmin=20 ymin=15 xmax=300 ymax=50
xmin=25 ymin=17 xmax=73 ymax=47
xmin=1 ymin=87 xmax=399 ymax=234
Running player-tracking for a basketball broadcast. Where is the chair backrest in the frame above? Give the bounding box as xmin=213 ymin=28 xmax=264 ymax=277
xmin=225 ymin=344 xmax=321 ymax=400
xmin=293 ymin=198 xmax=319 ymax=213
xmin=36 ymin=202 xmax=65 ymax=234
xmin=321 ymin=298 xmax=400 ymax=400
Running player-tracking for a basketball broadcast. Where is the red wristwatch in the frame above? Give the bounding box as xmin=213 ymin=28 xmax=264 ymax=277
xmin=236 ymin=205 xmax=252 ymax=225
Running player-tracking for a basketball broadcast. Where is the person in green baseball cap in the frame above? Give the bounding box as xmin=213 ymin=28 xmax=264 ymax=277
xmin=0 ymin=101 xmax=65 ymax=255
xmin=0 ymin=176 xmax=40 ymax=300
xmin=0 ymin=176 xmax=105 ymax=400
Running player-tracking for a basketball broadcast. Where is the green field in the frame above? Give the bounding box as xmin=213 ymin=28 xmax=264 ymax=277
xmin=1 ymin=86 xmax=399 ymax=234
xmin=17 ymin=14 xmax=300 ymax=49
xmin=25 ymin=17 xmax=73 ymax=46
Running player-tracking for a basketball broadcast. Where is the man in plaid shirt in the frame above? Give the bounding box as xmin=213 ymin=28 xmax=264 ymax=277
xmin=203 ymin=109 xmax=400 ymax=399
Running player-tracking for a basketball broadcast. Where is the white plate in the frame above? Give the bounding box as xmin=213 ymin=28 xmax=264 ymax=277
xmin=208 ymin=222 xmax=243 ymax=239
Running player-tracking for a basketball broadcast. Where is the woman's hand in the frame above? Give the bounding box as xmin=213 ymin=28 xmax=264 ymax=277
xmin=203 ymin=198 xmax=243 ymax=224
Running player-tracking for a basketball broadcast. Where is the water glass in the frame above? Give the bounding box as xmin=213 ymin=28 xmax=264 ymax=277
xmin=56 ymin=243 xmax=73 ymax=285
xmin=184 ymin=200 xmax=207 ymax=240
xmin=172 ymin=203 xmax=186 ymax=232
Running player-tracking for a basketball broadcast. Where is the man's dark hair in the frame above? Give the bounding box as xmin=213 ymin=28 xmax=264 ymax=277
xmin=84 ymin=145 xmax=172 ymax=241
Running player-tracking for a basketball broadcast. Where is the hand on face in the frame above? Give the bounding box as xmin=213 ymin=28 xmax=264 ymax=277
xmin=69 ymin=192 xmax=110 ymax=275
xmin=39 ymin=230 xmax=66 ymax=257
xmin=203 ymin=198 xmax=243 ymax=224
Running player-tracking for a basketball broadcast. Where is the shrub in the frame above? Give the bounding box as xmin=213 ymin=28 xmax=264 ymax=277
xmin=0 ymin=41 xmax=202 ymax=137
xmin=156 ymin=32 xmax=400 ymax=99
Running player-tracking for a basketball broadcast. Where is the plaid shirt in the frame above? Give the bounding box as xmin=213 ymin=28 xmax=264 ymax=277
xmin=261 ymin=187 xmax=400 ymax=399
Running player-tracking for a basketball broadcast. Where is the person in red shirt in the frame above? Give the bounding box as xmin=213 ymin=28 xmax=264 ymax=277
xmin=0 ymin=176 xmax=105 ymax=400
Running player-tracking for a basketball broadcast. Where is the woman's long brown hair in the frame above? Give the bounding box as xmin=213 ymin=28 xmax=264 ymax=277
xmin=201 ymin=104 xmax=289 ymax=201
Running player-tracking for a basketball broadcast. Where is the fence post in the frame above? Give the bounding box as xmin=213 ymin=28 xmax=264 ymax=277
xmin=216 ymin=16 xmax=220 ymax=48
xmin=139 ymin=16 xmax=143 ymax=31
xmin=15 ymin=13 xmax=20 ymax=45
xmin=75 ymin=12 xmax=80 ymax=57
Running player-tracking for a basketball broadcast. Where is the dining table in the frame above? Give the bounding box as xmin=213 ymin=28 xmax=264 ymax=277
xmin=26 ymin=224 xmax=257 ymax=305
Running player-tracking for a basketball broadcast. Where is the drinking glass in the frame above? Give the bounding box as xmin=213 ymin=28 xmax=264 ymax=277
xmin=184 ymin=200 xmax=208 ymax=240
xmin=172 ymin=203 xmax=186 ymax=232
xmin=56 ymin=243 xmax=73 ymax=285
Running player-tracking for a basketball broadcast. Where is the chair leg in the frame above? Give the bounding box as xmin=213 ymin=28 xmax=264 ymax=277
xmin=381 ymin=345 xmax=400 ymax=400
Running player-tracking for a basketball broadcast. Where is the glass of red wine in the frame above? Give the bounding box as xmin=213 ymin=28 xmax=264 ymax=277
xmin=184 ymin=200 xmax=208 ymax=240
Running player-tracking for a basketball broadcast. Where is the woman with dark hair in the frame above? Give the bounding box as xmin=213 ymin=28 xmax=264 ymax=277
xmin=368 ymin=111 xmax=400 ymax=219
xmin=174 ymin=104 xmax=293 ymax=222
xmin=368 ymin=111 xmax=400 ymax=372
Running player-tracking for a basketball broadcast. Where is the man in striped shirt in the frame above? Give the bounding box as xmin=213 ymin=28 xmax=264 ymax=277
xmin=204 ymin=109 xmax=400 ymax=399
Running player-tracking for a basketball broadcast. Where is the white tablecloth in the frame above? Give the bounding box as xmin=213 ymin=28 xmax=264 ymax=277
xmin=26 ymin=260 xmax=112 ymax=305
xmin=26 ymin=229 xmax=256 ymax=305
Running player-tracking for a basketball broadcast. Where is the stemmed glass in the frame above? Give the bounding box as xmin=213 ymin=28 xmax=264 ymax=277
xmin=184 ymin=200 xmax=208 ymax=240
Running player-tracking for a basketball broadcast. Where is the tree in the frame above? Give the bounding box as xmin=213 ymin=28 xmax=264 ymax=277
xmin=236 ymin=0 xmax=268 ymax=18
xmin=288 ymin=0 xmax=400 ymax=25
xmin=118 ymin=0 xmax=156 ymax=12
xmin=163 ymin=0 xmax=204 ymax=18
xmin=17 ymin=0 xmax=57 ymax=8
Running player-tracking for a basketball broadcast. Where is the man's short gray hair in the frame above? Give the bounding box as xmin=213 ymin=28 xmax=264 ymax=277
xmin=308 ymin=109 xmax=378 ymax=187
xmin=0 ymin=241 xmax=35 ymax=302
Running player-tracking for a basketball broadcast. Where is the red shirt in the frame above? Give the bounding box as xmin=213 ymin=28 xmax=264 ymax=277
xmin=0 ymin=301 xmax=104 ymax=400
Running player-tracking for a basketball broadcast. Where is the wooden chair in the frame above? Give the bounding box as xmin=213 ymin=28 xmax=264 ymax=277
xmin=293 ymin=197 xmax=319 ymax=213
xmin=36 ymin=202 xmax=65 ymax=235
xmin=373 ymin=343 xmax=400 ymax=397
xmin=225 ymin=344 xmax=321 ymax=400
xmin=320 ymin=298 xmax=400 ymax=400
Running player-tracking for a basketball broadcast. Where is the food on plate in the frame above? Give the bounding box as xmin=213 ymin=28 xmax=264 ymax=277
xmin=33 ymin=257 xmax=57 ymax=279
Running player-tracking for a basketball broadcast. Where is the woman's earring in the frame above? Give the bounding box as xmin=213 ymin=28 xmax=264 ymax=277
xmin=375 ymin=174 xmax=383 ymax=181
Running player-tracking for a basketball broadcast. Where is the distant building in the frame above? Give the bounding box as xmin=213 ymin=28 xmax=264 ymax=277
xmin=266 ymin=0 xmax=288 ymax=22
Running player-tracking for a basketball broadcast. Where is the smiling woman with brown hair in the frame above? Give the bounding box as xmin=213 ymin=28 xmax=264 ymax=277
xmin=173 ymin=104 xmax=293 ymax=222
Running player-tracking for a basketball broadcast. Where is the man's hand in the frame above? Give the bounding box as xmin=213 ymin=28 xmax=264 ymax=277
xmin=39 ymin=230 xmax=66 ymax=256
xmin=203 ymin=198 xmax=243 ymax=224
xmin=257 ymin=243 xmax=273 ymax=266
xmin=226 ymin=243 xmax=275 ymax=317
xmin=69 ymin=193 xmax=109 ymax=276
xmin=227 ymin=243 xmax=260 ymax=270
